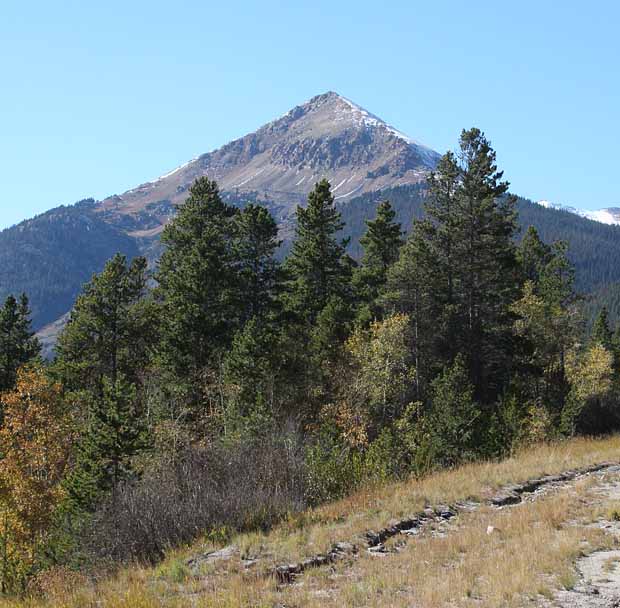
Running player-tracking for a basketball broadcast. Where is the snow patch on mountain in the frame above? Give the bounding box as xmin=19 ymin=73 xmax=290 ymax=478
xmin=334 ymin=94 xmax=438 ymax=163
xmin=336 ymin=95 xmax=417 ymax=144
xmin=334 ymin=184 xmax=363 ymax=200
xmin=536 ymin=200 xmax=620 ymax=226
xmin=583 ymin=209 xmax=620 ymax=225
xmin=156 ymin=156 xmax=199 ymax=181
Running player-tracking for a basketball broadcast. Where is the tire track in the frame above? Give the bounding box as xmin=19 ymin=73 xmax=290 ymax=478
xmin=271 ymin=461 xmax=618 ymax=584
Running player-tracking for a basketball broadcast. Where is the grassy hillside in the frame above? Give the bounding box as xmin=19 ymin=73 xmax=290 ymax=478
xmin=5 ymin=436 xmax=619 ymax=607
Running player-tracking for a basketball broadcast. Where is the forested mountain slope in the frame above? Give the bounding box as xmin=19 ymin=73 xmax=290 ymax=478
xmin=339 ymin=185 xmax=620 ymax=293
xmin=517 ymin=199 xmax=620 ymax=292
xmin=1 ymin=186 xmax=619 ymax=333
xmin=583 ymin=282 xmax=620 ymax=327
xmin=0 ymin=201 xmax=140 ymax=328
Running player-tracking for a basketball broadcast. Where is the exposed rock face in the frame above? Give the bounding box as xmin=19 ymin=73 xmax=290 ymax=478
xmin=98 ymin=92 xmax=440 ymax=232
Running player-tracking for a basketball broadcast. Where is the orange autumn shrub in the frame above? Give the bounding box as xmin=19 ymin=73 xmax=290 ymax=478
xmin=0 ymin=366 xmax=74 ymax=591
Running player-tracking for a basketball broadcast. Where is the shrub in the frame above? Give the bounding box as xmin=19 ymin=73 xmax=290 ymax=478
xmin=304 ymin=426 xmax=365 ymax=505
xmin=78 ymin=431 xmax=307 ymax=564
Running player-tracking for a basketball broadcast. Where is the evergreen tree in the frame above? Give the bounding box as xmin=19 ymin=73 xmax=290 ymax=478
xmin=221 ymin=204 xmax=285 ymax=428
xmin=422 ymin=152 xmax=461 ymax=308
xmin=383 ymin=231 xmax=437 ymax=399
xmin=0 ymin=294 xmax=40 ymax=393
xmin=359 ymin=200 xmax=403 ymax=282
xmin=592 ymin=307 xmax=613 ymax=350
xmin=538 ymin=241 xmax=577 ymax=411
xmin=452 ymin=128 xmax=518 ymax=398
xmin=310 ymin=295 xmax=353 ymax=366
xmin=64 ymin=375 xmax=143 ymax=511
xmin=426 ymin=355 xmax=479 ymax=466
xmin=285 ymin=180 xmax=353 ymax=324
xmin=538 ymin=241 xmax=575 ymax=310
xmin=221 ymin=315 xmax=308 ymax=432
xmin=354 ymin=200 xmax=403 ymax=319
xmin=54 ymin=255 xmax=156 ymax=512
xmin=156 ymin=178 xmax=239 ymax=385
xmin=55 ymin=254 xmax=155 ymax=395
xmin=389 ymin=129 xmax=518 ymax=400
xmin=409 ymin=152 xmax=463 ymax=367
xmin=234 ymin=203 xmax=282 ymax=323
xmin=517 ymin=226 xmax=552 ymax=285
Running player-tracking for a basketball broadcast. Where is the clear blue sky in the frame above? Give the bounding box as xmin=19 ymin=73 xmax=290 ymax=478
xmin=1 ymin=1 xmax=619 ymax=229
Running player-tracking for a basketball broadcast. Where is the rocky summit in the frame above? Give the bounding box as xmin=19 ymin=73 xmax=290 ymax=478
xmin=97 ymin=92 xmax=440 ymax=235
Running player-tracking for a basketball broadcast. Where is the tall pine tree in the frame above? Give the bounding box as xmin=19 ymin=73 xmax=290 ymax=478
xmin=410 ymin=151 xmax=463 ymax=366
xmin=453 ymin=128 xmax=518 ymax=398
xmin=234 ymin=203 xmax=282 ymax=323
xmin=384 ymin=225 xmax=440 ymax=399
xmin=65 ymin=375 xmax=144 ymax=511
xmin=0 ymin=294 xmax=40 ymax=393
xmin=156 ymin=177 xmax=239 ymax=386
xmin=55 ymin=254 xmax=155 ymax=395
xmin=423 ymin=151 xmax=461 ymax=309
xmin=517 ymin=226 xmax=552 ymax=286
xmin=222 ymin=204 xmax=286 ymax=430
xmin=592 ymin=307 xmax=613 ymax=350
xmin=284 ymin=179 xmax=353 ymax=324
xmin=354 ymin=200 xmax=403 ymax=320
xmin=387 ymin=129 xmax=518 ymax=401
xmin=55 ymin=254 xmax=155 ymax=512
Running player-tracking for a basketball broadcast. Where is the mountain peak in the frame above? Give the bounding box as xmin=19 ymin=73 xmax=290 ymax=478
xmin=285 ymin=91 xmax=427 ymax=149
xmin=100 ymin=93 xmax=440 ymax=221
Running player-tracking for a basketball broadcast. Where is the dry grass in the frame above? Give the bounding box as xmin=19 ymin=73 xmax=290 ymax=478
xmin=603 ymin=554 xmax=620 ymax=573
xmin=3 ymin=435 xmax=620 ymax=607
xmin=273 ymin=478 xmax=614 ymax=607
xmin=231 ymin=435 xmax=620 ymax=567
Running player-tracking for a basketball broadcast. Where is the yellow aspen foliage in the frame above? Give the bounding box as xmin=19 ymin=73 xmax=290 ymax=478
xmin=346 ymin=313 xmax=414 ymax=412
xmin=328 ymin=313 xmax=415 ymax=446
xmin=0 ymin=366 xmax=74 ymax=589
xmin=566 ymin=344 xmax=614 ymax=405
xmin=511 ymin=280 xmax=575 ymax=378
